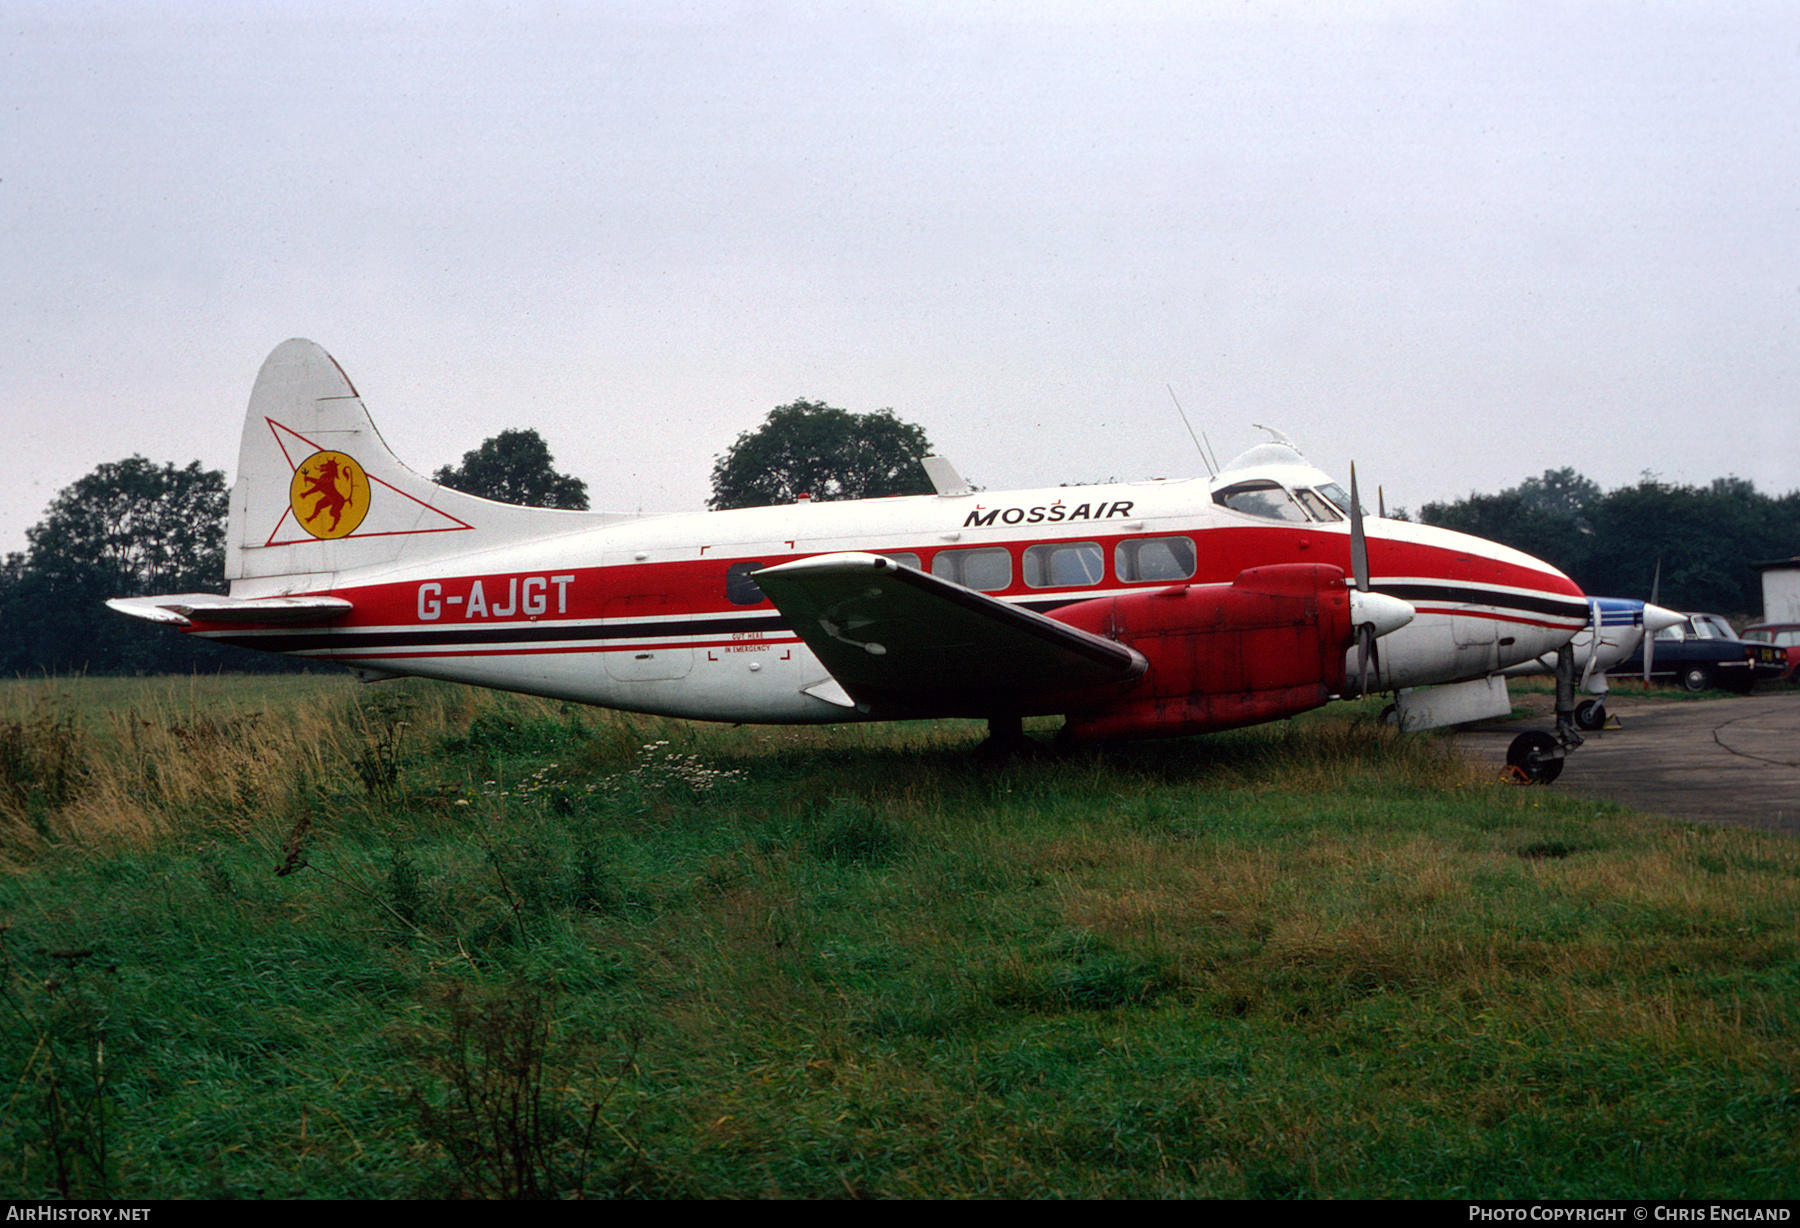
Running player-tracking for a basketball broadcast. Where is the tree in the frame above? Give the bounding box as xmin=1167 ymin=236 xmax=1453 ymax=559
xmin=708 ymin=399 xmax=935 ymax=511
xmin=25 ymin=458 xmax=226 ymax=596
xmin=1421 ymin=468 xmax=1800 ymax=619
xmin=1514 ymin=466 xmax=1602 ymax=519
xmin=1420 ymin=473 xmax=1598 ymax=586
xmin=433 ymin=429 xmax=589 ymax=510
xmin=0 ymin=458 xmax=234 ymax=673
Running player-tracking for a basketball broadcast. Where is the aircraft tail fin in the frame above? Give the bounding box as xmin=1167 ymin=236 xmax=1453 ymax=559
xmin=228 ymin=340 xmax=623 ymax=593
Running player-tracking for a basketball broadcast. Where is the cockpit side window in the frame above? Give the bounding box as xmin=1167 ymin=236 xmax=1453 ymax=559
xmin=1213 ymin=480 xmax=1310 ymax=523
xmin=1295 ymin=489 xmax=1341 ymax=522
xmin=1316 ymin=483 xmax=1355 ymax=517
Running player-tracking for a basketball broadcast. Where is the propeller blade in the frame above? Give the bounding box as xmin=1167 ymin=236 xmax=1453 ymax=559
xmin=1347 ymin=465 xmax=1382 ymax=697
xmin=1644 ymin=560 xmax=1662 ymax=684
xmin=1378 ymin=485 xmax=1387 ymax=519
xmin=1579 ymin=599 xmax=1600 ymax=690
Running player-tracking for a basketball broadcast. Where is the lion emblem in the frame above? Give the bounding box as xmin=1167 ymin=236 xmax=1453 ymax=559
xmin=289 ymin=451 xmax=371 ymax=539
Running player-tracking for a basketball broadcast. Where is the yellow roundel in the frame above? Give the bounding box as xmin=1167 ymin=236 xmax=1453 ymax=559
xmin=289 ymin=451 xmax=371 ymax=539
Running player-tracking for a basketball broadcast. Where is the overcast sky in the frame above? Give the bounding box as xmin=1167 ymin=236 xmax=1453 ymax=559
xmin=6 ymin=0 xmax=1797 ymax=557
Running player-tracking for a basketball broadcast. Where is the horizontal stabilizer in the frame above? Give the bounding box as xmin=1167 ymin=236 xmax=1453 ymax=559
xmin=753 ymin=553 xmax=1146 ymax=717
xmin=106 ymin=593 xmax=353 ymax=629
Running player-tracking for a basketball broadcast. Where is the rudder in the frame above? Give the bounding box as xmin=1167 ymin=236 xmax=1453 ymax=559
xmin=228 ymin=340 xmax=612 ymax=594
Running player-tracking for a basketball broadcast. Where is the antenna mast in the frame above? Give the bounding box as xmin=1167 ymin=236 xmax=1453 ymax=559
xmin=1166 ymin=385 xmax=1217 ymax=478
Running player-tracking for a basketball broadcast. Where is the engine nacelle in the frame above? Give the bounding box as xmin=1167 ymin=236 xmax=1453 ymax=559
xmin=1052 ymin=563 xmax=1354 ymax=741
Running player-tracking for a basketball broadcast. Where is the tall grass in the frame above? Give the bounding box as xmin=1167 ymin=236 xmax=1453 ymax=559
xmin=0 ymin=674 xmax=1794 ymax=1197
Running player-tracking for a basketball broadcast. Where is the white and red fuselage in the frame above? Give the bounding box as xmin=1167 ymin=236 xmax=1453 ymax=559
xmin=114 ymin=341 xmax=1589 ymax=742
xmin=201 ymin=474 xmax=1586 ymax=725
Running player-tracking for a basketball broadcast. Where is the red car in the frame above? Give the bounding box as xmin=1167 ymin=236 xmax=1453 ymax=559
xmin=1742 ymin=623 xmax=1800 ymax=682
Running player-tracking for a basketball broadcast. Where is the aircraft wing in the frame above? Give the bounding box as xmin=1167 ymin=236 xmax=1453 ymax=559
xmin=753 ymin=553 xmax=1147 ymax=717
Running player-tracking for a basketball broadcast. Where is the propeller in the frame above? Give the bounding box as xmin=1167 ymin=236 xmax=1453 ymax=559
xmin=1345 ymin=465 xmax=1414 ymax=695
xmin=1643 ymin=559 xmax=1661 ymax=684
xmin=1355 ymin=622 xmax=1377 ymax=696
xmin=1350 ymin=466 xmax=1369 ymax=588
xmin=1349 ymin=465 xmax=1372 ymax=694
xmin=1578 ymin=599 xmax=1602 ymax=692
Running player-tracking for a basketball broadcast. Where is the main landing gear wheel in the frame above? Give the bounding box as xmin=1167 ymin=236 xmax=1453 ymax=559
xmin=1573 ymin=698 xmax=1607 ymax=731
xmin=1506 ymin=731 xmax=1564 ymax=784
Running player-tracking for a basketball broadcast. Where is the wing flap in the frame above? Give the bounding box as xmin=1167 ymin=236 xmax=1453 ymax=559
xmin=754 ymin=553 xmax=1146 ymax=717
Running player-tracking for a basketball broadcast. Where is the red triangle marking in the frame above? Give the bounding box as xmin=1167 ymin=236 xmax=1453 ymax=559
xmin=261 ymin=416 xmax=476 ymax=546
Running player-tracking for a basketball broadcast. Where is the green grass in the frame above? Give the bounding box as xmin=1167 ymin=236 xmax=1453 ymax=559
xmin=0 ymin=675 xmax=1795 ymax=1197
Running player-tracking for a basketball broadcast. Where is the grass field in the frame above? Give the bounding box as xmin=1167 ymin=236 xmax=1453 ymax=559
xmin=1 ymin=673 xmax=1795 ymax=1198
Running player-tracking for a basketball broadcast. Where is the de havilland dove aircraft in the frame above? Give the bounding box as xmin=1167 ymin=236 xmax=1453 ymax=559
xmin=1501 ymin=597 xmax=1684 ymax=731
xmin=111 ymin=340 xmax=1600 ymax=781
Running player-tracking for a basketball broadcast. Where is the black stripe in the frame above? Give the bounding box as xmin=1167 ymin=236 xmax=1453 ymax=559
xmin=1377 ymin=583 xmax=1587 ymax=619
xmin=201 ymin=612 xmax=792 ymax=654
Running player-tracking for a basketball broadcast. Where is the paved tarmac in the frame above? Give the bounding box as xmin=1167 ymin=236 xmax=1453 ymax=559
xmin=1448 ymin=689 xmax=1800 ymax=835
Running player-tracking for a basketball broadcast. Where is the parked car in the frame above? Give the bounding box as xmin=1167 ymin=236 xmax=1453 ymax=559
xmin=1613 ymin=613 xmax=1790 ymax=693
xmin=1741 ymin=623 xmax=1800 ymax=682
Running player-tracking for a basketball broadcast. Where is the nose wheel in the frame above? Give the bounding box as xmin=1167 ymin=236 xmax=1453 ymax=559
xmin=1573 ymin=697 xmax=1608 ymax=731
xmin=1505 ymin=730 xmax=1564 ymax=784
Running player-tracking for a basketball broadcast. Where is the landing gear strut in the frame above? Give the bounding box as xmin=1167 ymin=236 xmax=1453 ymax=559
xmin=976 ymin=714 xmax=1044 ymax=762
xmin=1505 ymin=644 xmax=1585 ymax=784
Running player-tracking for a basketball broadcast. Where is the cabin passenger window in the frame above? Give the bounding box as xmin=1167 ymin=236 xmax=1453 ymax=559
xmin=1116 ymin=536 xmax=1197 ymax=583
xmin=1023 ymin=542 xmax=1104 ymax=589
xmin=931 ymin=547 xmax=1012 ymax=592
xmin=725 ymin=561 xmax=767 ymax=606
xmin=878 ymin=552 xmax=921 ymax=570
xmin=1213 ymin=480 xmax=1309 ymax=523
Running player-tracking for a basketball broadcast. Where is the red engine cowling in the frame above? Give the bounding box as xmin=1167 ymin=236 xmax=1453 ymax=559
xmin=1050 ymin=563 xmax=1354 ymax=741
